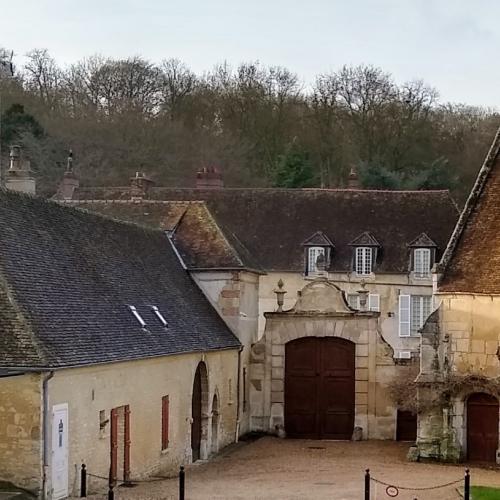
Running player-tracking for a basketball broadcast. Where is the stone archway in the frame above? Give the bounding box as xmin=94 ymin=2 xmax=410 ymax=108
xmin=467 ymin=393 xmax=499 ymax=462
xmin=191 ymin=361 xmax=209 ymax=461
xmin=211 ymin=393 xmax=220 ymax=455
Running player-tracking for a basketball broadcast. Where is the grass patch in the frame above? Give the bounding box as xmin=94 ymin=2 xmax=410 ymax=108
xmin=471 ymin=486 xmax=500 ymax=499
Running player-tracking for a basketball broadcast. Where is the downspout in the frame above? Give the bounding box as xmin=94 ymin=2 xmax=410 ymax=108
xmin=42 ymin=371 xmax=55 ymax=499
xmin=235 ymin=346 xmax=243 ymax=442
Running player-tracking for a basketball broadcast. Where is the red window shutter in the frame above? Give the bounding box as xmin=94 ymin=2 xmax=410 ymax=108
xmin=162 ymin=396 xmax=169 ymax=450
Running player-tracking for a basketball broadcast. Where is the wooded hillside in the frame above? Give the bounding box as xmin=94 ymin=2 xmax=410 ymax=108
xmin=0 ymin=48 xmax=498 ymax=202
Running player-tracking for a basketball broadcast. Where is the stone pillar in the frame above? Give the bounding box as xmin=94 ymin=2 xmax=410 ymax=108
xmin=5 ymin=145 xmax=36 ymax=194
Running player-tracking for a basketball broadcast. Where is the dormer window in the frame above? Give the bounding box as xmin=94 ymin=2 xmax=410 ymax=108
xmin=302 ymin=231 xmax=334 ymax=276
xmin=414 ymin=248 xmax=431 ymax=278
xmin=408 ymin=233 xmax=437 ymax=279
xmin=349 ymin=232 xmax=380 ymax=276
xmin=355 ymin=247 xmax=372 ymax=275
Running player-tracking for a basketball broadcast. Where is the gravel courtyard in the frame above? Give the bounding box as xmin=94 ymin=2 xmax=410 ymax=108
xmin=85 ymin=437 xmax=500 ymax=500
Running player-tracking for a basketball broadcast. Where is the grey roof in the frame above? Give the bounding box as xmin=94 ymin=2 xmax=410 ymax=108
xmin=0 ymin=190 xmax=240 ymax=370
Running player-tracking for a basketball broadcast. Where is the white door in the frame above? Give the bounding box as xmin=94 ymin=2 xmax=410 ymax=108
xmin=51 ymin=403 xmax=69 ymax=499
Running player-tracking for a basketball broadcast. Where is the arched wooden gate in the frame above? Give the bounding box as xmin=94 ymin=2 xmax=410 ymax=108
xmin=284 ymin=337 xmax=355 ymax=439
xmin=467 ymin=393 xmax=499 ymax=462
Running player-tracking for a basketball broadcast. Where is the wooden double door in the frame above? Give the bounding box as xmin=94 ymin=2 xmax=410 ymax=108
xmin=285 ymin=337 xmax=355 ymax=439
xmin=467 ymin=393 xmax=499 ymax=462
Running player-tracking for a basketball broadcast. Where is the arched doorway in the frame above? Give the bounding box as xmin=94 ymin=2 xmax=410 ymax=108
xmin=467 ymin=393 xmax=499 ymax=462
xmin=285 ymin=337 xmax=355 ymax=439
xmin=211 ymin=394 xmax=219 ymax=455
xmin=191 ymin=362 xmax=208 ymax=461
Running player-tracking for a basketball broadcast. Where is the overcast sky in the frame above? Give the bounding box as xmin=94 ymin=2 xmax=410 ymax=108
xmin=2 ymin=0 xmax=499 ymax=107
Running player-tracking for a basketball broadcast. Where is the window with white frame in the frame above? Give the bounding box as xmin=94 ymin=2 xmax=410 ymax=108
xmin=399 ymin=295 xmax=432 ymax=336
xmin=307 ymin=246 xmax=325 ymax=275
xmin=347 ymin=293 xmax=379 ymax=311
xmin=414 ymin=248 xmax=431 ymax=278
xmin=355 ymin=247 xmax=372 ymax=275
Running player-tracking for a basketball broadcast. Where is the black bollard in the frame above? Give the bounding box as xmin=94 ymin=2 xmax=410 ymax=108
xmin=80 ymin=464 xmax=87 ymax=497
xmin=464 ymin=469 xmax=470 ymax=500
xmin=179 ymin=465 xmax=185 ymax=500
xmin=108 ymin=467 xmax=115 ymax=500
xmin=364 ymin=469 xmax=370 ymax=500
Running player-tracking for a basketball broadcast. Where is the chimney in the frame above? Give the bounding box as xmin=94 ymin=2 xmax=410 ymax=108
xmin=5 ymin=145 xmax=36 ymax=195
xmin=130 ymin=171 xmax=155 ymax=200
xmin=196 ymin=166 xmax=223 ymax=189
xmin=55 ymin=150 xmax=79 ymax=200
xmin=347 ymin=166 xmax=360 ymax=190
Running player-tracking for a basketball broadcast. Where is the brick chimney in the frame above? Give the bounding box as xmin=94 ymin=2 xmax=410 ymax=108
xmin=5 ymin=145 xmax=36 ymax=195
xmin=196 ymin=166 xmax=223 ymax=189
xmin=130 ymin=171 xmax=155 ymax=200
xmin=55 ymin=150 xmax=79 ymax=200
xmin=347 ymin=166 xmax=360 ymax=190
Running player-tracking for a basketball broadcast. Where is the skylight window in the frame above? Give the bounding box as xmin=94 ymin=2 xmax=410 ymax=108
xmin=128 ymin=305 xmax=146 ymax=328
xmin=151 ymin=305 xmax=168 ymax=327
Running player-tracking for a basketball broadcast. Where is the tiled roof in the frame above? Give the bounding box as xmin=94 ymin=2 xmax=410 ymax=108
xmin=439 ymin=128 xmax=500 ymax=294
xmin=67 ymin=188 xmax=459 ymax=274
xmin=0 ymin=190 xmax=240 ymax=369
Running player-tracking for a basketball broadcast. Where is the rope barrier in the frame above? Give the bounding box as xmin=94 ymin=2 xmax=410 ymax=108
xmin=87 ymin=472 xmax=168 ymax=483
xmin=370 ymin=475 xmax=464 ymax=491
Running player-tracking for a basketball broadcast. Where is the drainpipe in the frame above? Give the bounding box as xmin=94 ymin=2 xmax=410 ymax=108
xmin=42 ymin=371 xmax=54 ymax=499
xmin=235 ymin=346 xmax=243 ymax=442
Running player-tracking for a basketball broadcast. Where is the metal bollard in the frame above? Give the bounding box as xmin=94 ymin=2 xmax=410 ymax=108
xmin=364 ymin=469 xmax=370 ymax=500
xmin=80 ymin=464 xmax=87 ymax=497
xmin=108 ymin=467 xmax=115 ymax=500
xmin=179 ymin=465 xmax=185 ymax=500
xmin=464 ymin=469 xmax=470 ymax=500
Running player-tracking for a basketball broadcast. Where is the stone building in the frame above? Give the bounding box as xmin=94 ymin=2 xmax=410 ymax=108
xmin=55 ymin=166 xmax=458 ymax=441
xmin=0 ymin=190 xmax=240 ymax=498
xmin=417 ymin=127 xmax=500 ymax=463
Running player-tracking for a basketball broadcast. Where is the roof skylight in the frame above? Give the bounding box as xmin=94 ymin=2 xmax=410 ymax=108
xmin=151 ymin=305 xmax=168 ymax=327
xmin=128 ymin=305 xmax=146 ymax=328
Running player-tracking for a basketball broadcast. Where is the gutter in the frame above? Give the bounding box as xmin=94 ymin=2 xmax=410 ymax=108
xmin=235 ymin=345 xmax=244 ymax=443
xmin=42 ymin=371 xmax=55 ymax=499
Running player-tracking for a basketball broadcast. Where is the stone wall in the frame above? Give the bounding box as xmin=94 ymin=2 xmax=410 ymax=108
xmin=193 ymin=270 xmax=259 ymax=435
xmin=0 ymin=373 xmax=42 ymax=494
xmin=417 ymin=294 xmax=500 ymax=462
xmin=250 ymin=278 xmax=400 ymax=439
xmin=47 ymin=349 xmax=239 ymax=496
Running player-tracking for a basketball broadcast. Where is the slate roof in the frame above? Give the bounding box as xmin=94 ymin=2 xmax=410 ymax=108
xmin=0 ymin=190 xmax=240 ymax=370
xmin=439 ymin=127 xmax=500 ymax=294
xmin=67 ymin=188 xmax=459 ymax=274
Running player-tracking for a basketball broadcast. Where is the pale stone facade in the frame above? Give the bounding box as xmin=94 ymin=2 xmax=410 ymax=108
xmin=0 ymin=350 xmax=239 ymax=497
xmin=417 ymin=295 xmax=500 ymax=462
xmin=250 ymin=278 xmax=399 ymax=440
xmin=0 ymin=373 xmax=43 ymax=492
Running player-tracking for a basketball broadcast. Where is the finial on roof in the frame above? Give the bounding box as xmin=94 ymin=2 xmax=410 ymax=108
xmin=66 ymin=149 xmax=73 ymax=173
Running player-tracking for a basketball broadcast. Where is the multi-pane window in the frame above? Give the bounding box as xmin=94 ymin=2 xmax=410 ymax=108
xmin=399 ymin=295 xmax=432 ymax=336
xmin=161 ymin=395 xmax=169 ymax=450
xmin=355 ymin=247 xmax=372 ymax=275
xmin=347 ymin=293 xmax=380 ymax=311
xmin=307 ymin=247 xmax=325 ymax=274
xmin=414 ymin=248 xmax=431 ymax=278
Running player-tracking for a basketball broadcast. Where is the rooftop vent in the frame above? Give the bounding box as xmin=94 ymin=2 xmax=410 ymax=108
xmin=128 ymin=305 xmax=146 ymax=328
xmin=151 ymin=305 xmax=168 ymax=327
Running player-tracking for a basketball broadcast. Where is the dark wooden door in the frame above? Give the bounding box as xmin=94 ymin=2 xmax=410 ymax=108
xmin=191 ymin=366 xmax=202 ymax=461
xmin=396 ymin=410 xmax=417 ymax=441
xmin=110 ymin=405 xmax=131 ymax=483
xmin=467 ymin=393 xmax=499 ymax=462
xmin=285 ymin=337 xmax=355 ymax=439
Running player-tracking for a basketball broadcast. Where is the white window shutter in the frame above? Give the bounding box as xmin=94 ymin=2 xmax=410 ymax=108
xmin=399 ymin=294 xmax=411 ymax=337
xmin=368 ymin=294 xmax=380 ymax=312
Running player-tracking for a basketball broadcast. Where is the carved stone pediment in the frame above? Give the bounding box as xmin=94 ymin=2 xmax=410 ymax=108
xmin=290 ymin=278 xmax=352 ymax=314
